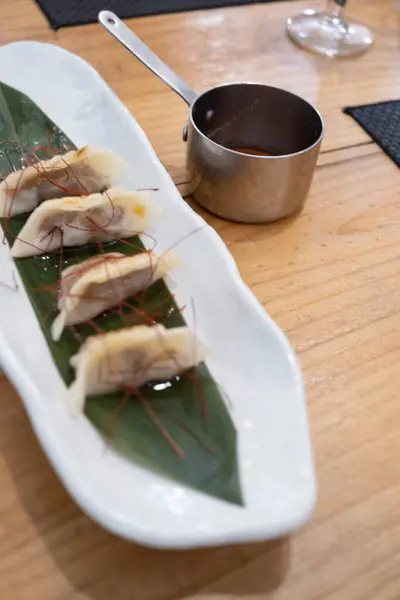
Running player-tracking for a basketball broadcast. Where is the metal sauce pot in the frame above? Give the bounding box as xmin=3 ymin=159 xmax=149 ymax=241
xmin=99 ymin=11 xmax=324 ymax=224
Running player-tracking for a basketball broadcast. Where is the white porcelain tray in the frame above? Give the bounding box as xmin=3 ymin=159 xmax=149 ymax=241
xmin=0 ymin=41 xmax=316 ymax=549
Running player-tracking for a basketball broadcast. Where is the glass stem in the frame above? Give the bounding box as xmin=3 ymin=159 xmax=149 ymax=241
xmin=327 ymin=0 xmax=347 ymax=18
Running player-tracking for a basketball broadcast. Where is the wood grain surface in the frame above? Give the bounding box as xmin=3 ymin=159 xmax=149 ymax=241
xmin=1 ymin=0 xmax=400 ymax=598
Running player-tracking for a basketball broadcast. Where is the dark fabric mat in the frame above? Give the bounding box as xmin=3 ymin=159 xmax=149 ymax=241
xmin=344 ymin=100 xmax=400 ymax=168
xmin=35 ymin=0 xmax=287 ymax=29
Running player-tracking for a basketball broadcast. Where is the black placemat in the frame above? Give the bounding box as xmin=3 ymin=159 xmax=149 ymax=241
xmin=344 ymin=100 xmax=400 ymax=168
xmin=35 ymin=0 xmax=286 ymax=29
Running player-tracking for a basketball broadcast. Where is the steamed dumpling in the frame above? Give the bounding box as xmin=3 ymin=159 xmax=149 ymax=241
xmin=11 ymin=188 xmax=160 ymax=258
xmin=0 ymin=146 xmax=125 ymax=217
xmin=68 ymin=325 xmax=206 ymax=415
xmin=51 ymin=250 xmax=180 ymax=341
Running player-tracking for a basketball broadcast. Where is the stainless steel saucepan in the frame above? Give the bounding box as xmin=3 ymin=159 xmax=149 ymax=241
xmin=99 ymin=11 xmax=324 ymax=224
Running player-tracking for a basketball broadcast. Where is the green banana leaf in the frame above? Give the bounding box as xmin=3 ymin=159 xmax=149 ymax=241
xmin=0 ymin=82 xmax=243 ymax=506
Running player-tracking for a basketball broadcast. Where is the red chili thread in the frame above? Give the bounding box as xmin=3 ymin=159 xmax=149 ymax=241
xmin=136 ymin=388 xmax=185 ymax=458
xmin=0 ymin=269 xmax=19 ymax=293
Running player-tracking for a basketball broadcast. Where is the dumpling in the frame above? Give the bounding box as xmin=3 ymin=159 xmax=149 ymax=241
xmin=51 ymin=249 xmax=180 ymax=341
xmin=11 ymin=188 xmax=160 ymax=258
xmin=67 ymin=325 xmax=207 ymax=415
xmin=0 ymin=146 xmax=125 ymax=218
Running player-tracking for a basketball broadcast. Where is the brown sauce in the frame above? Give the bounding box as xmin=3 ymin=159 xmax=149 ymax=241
xmin=227 ymin=145 xmax=279 ymax=156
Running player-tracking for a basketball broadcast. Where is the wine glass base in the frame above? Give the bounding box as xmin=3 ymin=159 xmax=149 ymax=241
xmin=287 ymin=10 xmax=373 ymax=57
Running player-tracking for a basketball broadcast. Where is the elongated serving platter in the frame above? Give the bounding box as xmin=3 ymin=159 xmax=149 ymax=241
xmin=0 ymin=41 xmax=316 ymax=549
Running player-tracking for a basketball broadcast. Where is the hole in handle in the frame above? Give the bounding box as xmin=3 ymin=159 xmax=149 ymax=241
xmin=107 ymin=17 xmax=116 ymax=25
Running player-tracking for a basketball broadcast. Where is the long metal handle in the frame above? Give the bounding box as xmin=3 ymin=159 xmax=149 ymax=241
xmin=99 ymin=11 xmax=197 ymax=106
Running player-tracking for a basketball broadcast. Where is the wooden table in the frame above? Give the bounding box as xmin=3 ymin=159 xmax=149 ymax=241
xmin=1 ymin=0 xmax=400 ymax=598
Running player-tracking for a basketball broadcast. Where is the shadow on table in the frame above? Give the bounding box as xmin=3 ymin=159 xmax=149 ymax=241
xmin=1 ymin=381 xmax=291 ymax=599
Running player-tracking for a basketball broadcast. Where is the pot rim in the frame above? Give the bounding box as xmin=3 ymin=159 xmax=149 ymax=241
xmin=188 ymin=81 xmax=325 ymax=160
